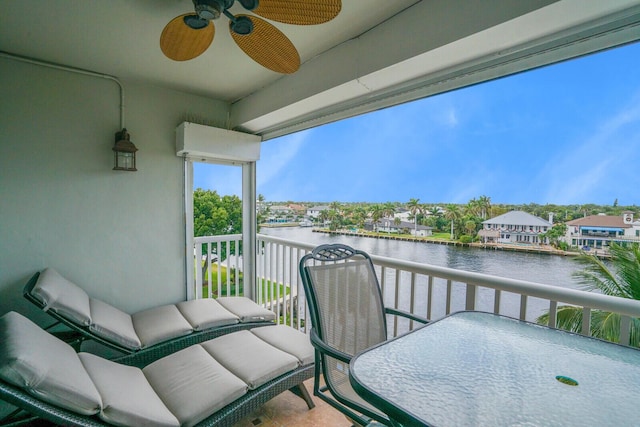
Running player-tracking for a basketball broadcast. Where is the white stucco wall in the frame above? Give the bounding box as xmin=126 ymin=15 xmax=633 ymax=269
xmin=0 ymin=57 xmax=229 ymax=322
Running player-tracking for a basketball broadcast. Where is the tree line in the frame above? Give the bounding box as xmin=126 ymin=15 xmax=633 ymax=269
xmin=196 ymin=188 xmax=638 ymax=246
xmin=300 ymin=197 xmax=638 ymax=245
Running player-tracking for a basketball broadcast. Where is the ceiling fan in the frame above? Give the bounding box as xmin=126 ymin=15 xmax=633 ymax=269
xmin=160 ymin=0 xmax=342 ymax=74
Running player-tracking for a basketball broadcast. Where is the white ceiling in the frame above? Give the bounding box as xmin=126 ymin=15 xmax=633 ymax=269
xmin=0 ymin=0 xmax=419 ymax=101
xmin=2 ymin=0 xmax=640 ymax=140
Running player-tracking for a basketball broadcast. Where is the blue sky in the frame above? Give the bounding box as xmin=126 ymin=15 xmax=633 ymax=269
xmin=195 ymin=41 xmax=640 ymax=206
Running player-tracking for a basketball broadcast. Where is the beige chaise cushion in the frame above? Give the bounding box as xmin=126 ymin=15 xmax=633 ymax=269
xmin=217 ymin=297 xmax=276 ymax=323
xmin=176 ymin=298 xmax=239 ymax=331
xmin=201 ymin=330 xmax=299 ymax=389
xmin=0 ymin=312 xmax=102 ymax=415
xmin=29 ymin=268 xmax=279 ymax=352
xmin=89 ymin=298 xmax=142 ymax=350
xmin=143 ymin=344 xmax=247 ymax=427
xmin=79 ymin=352 xmax=179 ymax=427
xmin=132 ymin=305 xmax=194 ymax=348
xmin=251 ymin=325 xmax=315 ymax=365
xmin=31 ymin=268 xmax=92 ymax=326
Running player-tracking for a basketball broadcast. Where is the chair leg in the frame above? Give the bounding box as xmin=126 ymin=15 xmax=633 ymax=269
xmin=0 ymin=406 xmax=40 ymax=426
xmin=289 ymin=382 xmax=315 ymax=409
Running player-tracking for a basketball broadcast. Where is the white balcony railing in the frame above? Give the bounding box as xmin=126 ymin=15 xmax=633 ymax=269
xmin=193 ymin=234 xmax=640 ymax=346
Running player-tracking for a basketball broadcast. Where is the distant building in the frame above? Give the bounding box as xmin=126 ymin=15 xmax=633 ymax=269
xmin=393 ymin=209 xmax=411 ymax=222
xmin=270 ymin=205 xmax=292 ymax=215
xmin=307 ymin=205 xmax=330 ymax=218
xmin=564 ymin=211 xmax=640 ymax=250
xmin=365 ymin=219 xmax=433 ymax=237
xmin=287 ymin=203 xmax=307 ymax=215
xmin=481 ymin=211 xmax=552 ymax=244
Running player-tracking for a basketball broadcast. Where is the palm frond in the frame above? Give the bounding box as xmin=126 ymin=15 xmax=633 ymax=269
xmin=537 ymin=306 xmax=640 ymax=347
xmin=572 ymin=246 xmax=630 ymax=298
xmin=537 ymin=244 xmax=640 ymax=347
xmin=537 ymin=305 xmax=583 ymax=333
xmin=591 ymin=311 xmax=620 ymax=343
xmin=630 ymin=317 xmax=640 ymax=348
xmin=609 ymin=243 xmax=640 ymax=300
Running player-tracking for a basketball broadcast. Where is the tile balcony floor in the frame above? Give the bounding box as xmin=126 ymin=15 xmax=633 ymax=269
xmin=233 ymin=379 xmax=352 ymax=427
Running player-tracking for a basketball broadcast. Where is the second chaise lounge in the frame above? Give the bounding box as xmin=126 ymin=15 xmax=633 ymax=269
xmin=24 ymin=268 xmax=278 ymax=361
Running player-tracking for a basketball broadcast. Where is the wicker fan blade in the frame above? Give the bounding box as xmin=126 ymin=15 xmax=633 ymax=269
xmin=160 ymin=14 xmax=215 ymax=61
xmin=230 ymin=15 xmax=300 ymax=74
xmin=251 ymin=0 xmax=341 ymax=25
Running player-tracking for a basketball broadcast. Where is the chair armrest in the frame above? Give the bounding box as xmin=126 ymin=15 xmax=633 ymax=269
xmin=310 ymin=328 xmax=353 ymax=365
xmin=384 ymin=307 xmax=429 ymax=324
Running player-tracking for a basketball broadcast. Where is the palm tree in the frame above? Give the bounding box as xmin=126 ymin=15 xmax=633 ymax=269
xmin=465 ymin=198 xmax=483 ymax=218
xmin=537 ymin=243 xmax=640 ymax=347
xmin=369 ymin=204 xmax=383 ymax=232
xmin=478 ymin=195 xmax=492 ymax=220
xmin=350 ymin=205 xmax=368 ymax=229
xmin=464 ymin=219 xmax=477 ymax=237
xmin=428 ymin=206 xmax=441 ymax=217
xmin=407 ymin=198 xmax=421 ymax=234
xmin=382 ymin=202 xmax=396 ymax=219
xmin=318 ymin=209 xmax=330 ymax=228
xmin=444 ymin=204 xmax=461 ymax=240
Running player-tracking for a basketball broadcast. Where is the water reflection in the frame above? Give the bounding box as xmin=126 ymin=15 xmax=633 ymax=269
xmin=263 ymin=227 xmax=580 ymax=286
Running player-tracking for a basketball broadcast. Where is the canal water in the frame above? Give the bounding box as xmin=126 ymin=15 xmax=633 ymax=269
xmin=261 ymin=227 xmax=581 ymax=288
xmin=261 ymin=227 xmax=584 ymax=321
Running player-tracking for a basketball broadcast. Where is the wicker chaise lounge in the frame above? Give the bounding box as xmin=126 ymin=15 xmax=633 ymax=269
xmin=0 ymin=311 xmax=315 ymax=427
xmin=24 ymin=268 xmax=277 ymax=360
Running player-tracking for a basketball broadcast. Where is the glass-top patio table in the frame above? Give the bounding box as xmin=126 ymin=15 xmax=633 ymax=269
xmin=349 ymin=311 xmax=640 ymax=427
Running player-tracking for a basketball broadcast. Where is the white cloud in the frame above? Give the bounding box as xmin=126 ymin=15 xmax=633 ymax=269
xmin=257 ymin=130 xmax=310 ymax=188
xmin=445 ymin=108 xmax=458 ymax=127
xmin=540 ymin=94 xmax=640 ymax=203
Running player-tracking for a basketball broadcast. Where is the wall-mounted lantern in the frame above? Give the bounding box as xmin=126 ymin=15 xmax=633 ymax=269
xmin=112 ymin=128 xmax=138 ymax=171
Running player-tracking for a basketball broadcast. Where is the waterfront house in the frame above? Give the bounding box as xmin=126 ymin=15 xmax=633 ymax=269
xmin=367 ymin=219 xmax=433 ymax=237
xmin=481 ymin=211 xmax=553 ymax=244
xmin=394 ymin=209 xmax=412 ymax=222
xmin=3 ymin=1 xmax=640 ymax=424
xmin=564 ymin=211 xmax=640 ymax=251
xmin=306 ymin=205 xmax=330 ymax=220
xmin=268 ymin=205 xmax=294 ymax=223
xmin=288 ymin=203 xmax=307 ymax=216
xmin=270 ymin=205 xmax=293 ymax=215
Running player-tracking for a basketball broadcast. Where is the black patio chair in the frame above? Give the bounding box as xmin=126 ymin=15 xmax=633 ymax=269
xmin=299 ymin=243 xmax=428 ymax=427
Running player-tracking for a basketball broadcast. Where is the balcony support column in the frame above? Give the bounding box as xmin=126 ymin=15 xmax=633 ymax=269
xmin=242 ymin=161 xmax=257 ymax=300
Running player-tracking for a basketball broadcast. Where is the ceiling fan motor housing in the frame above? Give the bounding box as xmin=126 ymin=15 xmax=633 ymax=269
xmin=192 ymin=0 xmax=235 ymax=20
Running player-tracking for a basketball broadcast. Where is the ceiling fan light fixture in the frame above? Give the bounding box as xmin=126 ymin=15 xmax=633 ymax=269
xmin=238 ymin=0 xmax=258 ymax=11
xmin=184 ymin=15 xmax=209 ymax=30
xmin=230 ymin=15 xmax=254 ymax=35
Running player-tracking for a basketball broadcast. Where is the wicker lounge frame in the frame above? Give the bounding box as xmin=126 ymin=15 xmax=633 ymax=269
xmin=23 ymin=271 xmax=275 ymax=360
xmin=0 ymin=313 xmax=315 ymax=427
xmin=0 ymin=364 xmax=313 ymax=427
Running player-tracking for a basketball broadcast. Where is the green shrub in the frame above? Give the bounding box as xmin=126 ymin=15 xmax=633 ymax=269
xmin=459 ymin=235 xmax=473 ymax=243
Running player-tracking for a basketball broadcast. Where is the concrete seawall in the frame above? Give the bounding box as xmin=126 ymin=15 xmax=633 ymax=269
xmin=313 ymin=229 xmax=579 ymax=257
